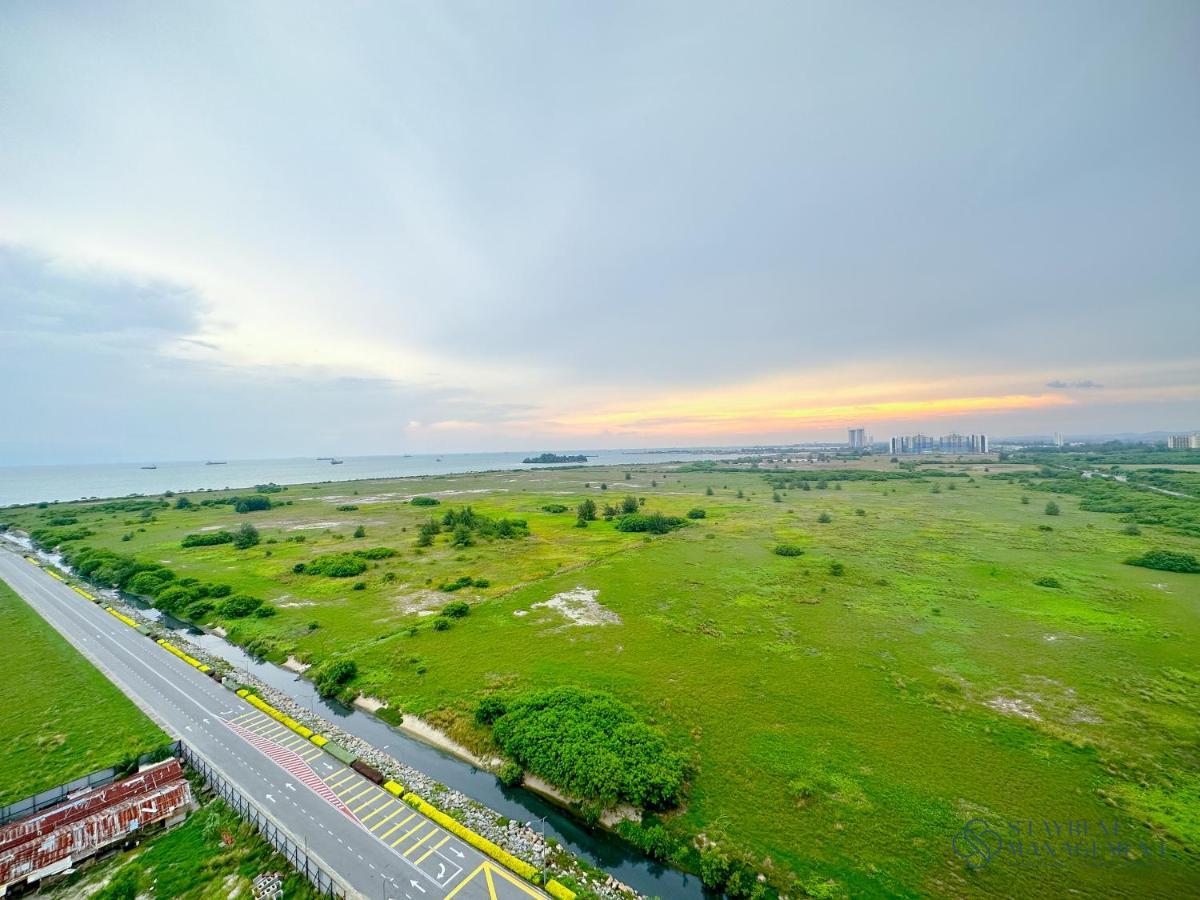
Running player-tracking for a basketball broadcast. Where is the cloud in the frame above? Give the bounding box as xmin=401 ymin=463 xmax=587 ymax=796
xmin=1046 ymin=379 xmax=1105 ymax=390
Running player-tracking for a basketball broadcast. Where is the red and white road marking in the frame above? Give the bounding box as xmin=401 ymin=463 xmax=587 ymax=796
xmin=224 ymin=718 xmax=356 ymax=819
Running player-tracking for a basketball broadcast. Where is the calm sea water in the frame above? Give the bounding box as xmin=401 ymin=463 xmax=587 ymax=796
xmin=0 ymin=449 xmax=745 ymax=508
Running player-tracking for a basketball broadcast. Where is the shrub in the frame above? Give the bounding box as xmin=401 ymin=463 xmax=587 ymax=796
xmin=234 ymin=495 xmax=272 ymax=514
xmin=1124 ymin=550 xmax=1200 ymax=573
xmin=438 ymin=576 xmax=474 ymax=592
xmin=706 ymin=486 xmax=714 ymax=496
xmin=304 ymin=553 xmax=368 ymax=577
xmin=232 ymin=522 xmax=260 ymax=549
xmin=1045 ymin=501 xmax=1061 ymax=516
xmin=829 ymin=561 xmax=845 ymax=576
xmin=210 ymin=583 xmax=232 ymax=598
xmin=577 ymin=499 xmax=597 ymax=521
xmin=475 ymin=696 xmax=508 ymax=726
xmin=184 ymin=600 xmax=214 ymax=620
xmin=614 ymin=512 xmax=685 ymax=534
xmin=315 ymin=659 xmax=357 ymax=697
xmin=218 ymin=595 xmax=263 ymax=618
xmin=353 ymin=525 xmax=366 ymax=538
xmin=473 ymin=577 xmax=490 ymax=588
xmin=352 ymin=581 xmax=366 ymax=591
xmin=1122 ymin=524 xmax=1142 ymax=536
xmin=444 ymin=600 xmax=470 ymax=618
xmin=292 ymin=563 xmax=307 ymax=574
xmin=686 ymin=508 xmax=707 ymax=519
xmin=620 ymin=495 xmax=639 ymax=514
xmin=1034 ymin=576 xmax=1061 ymax=588
xmin=432 ymin=616 xmax=451 ymax=631
xmin=497 ymin=761 xmax=524 ymax=787
xmin=337 ymin=504 xmax=359 ymax=511
xmin=541 ymin=504 xmax=568 ymax=513
xmin=817 ymin=512 xmax=833 ymax=523
xmin=490 ymin=687 xmax=689 ymax=809
xmin=254 ymin=604 xmax=277 ymax=617
xmin=411 ymin=496 xmax=441 ymax=506
xmin=174 ymin=496 xmax=193 ymax=510
xmin=353 ymin=546 xmax=396 ymax=560
xmin=773 ymin=544 xmax=804 ymax=557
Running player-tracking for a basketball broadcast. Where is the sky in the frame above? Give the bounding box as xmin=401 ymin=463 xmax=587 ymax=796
xmin=1 ymin=1 xmax=1197 ymax=465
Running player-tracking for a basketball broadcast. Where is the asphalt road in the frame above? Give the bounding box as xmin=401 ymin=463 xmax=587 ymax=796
xmin=0 ymin=548 xmax=548 ymax=900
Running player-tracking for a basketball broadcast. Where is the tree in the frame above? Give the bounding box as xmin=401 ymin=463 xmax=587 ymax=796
xmin=451 ymin=523 xmax=473 ymax=547
xmin=232 ymin=522 xmax=260 ymax=549
xmin=1045 ymin=501 xmax=1060 ymax=516
xmin=706 ymin=486 xmax=714 ymax=496
xmin=353 ymin=525 xmax=366 ymax=538
xmin=174 ymin=496 xmax=193 ymax=510
xmin=577 ymin=498 xmax=597 ymax=521
xmin=620 ymin=495 xmax=639 ymax=514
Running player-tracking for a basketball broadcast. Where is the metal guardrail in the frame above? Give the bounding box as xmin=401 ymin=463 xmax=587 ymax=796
xmin=0 ymin=740 xmax=181 ymax=826
xmin=178 ymin=743 xmax=348 ymax=899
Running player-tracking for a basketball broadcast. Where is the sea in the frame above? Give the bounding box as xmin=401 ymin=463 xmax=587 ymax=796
xmin=0 ymin=448 xmax=749 ymax=508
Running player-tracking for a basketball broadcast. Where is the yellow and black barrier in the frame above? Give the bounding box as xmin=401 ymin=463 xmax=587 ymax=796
xmin=71 ymin=585 xmax=97 ymax=602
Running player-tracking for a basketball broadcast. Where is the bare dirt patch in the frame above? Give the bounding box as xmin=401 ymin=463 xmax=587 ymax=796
xmin=525 ymin=586 xmax=621 ymax=627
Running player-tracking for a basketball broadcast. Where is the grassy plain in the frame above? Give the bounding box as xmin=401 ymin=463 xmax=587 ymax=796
xmin=0 ymin=577 xmax=167 ymax=806
xmin=5 ymin=459 xmax=1200 ymax=897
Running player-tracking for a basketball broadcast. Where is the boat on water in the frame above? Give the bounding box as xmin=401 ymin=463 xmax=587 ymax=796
xmin=330 ymin=459 xmax=344 ymax=465
xmin=140 ymin=465 xmax=157 ymax=470
xmin=205 ymin=461 xmax=227 ymax=465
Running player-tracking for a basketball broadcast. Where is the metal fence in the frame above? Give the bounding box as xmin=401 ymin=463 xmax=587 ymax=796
xmin=178 ymin=743 xmax=348 ymax=899
xmin=0 ymin=740 xmax=181 ymax=825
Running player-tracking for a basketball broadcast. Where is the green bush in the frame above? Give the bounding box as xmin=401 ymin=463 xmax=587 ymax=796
xmin=218 ymin=595 xmax=263 ymax=618
xmin=231 ymin=522 xmax=260 ymax=549
xmin=817 ymin=512 xmax=833 ymax=523
xmin=233 ymin=496 xmax=272 ymax=514
xmin=475 ymin=696 xmax=508 ymax=726
xmin=773 ymin=544 xmax=803 ymax=557
xmin=497 ymin=761 xmax=524 ymax=787
xmin=1034 ymin=576 xmax=1061 ymax=588
xmin=614 ymin=512 xmax=685 ymax=534
xmin=444 ymin=600 xmax=470 ymax=618
xmin=315 ymin=659 xmax=357 ymax=697
xmin=1124 ymin=550 xmax=1200 ymax=573
xmin=829 ymin=561 xmax=844 ymax=576
xmin=1045 ymin=500 xmax=1061 ymax=516
xmin=353 ymin=546 xmax=397 ymax=560
xmin=353 ymin=525 xmax=366 ymax=538
xmin=431 ymin=616 xmax=451 ymax=631
xmin=411 ymin=496 xmax=441 ymax=506
xmin=181 ymin=531 xmax=233 ymax=548
xmin=541 ymin=504 xmax=568 ymax=513
xmin=686 ymin=508 xmax=707 ymax=519
xmin=489 ymin=687 xmax=689 ymax=809
xmin=304 ymin=553 xmax=368 ymax=577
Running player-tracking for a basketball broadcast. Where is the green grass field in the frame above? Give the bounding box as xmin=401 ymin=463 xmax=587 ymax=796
xmin=5 ymin=459 xmax=1199 ymax=897
xmin=0 ymin=577 xmax=167 ymax=806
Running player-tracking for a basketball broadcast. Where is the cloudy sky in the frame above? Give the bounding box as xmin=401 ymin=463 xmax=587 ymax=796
xmin=1 ymin=1 xmax=1197 ymax=465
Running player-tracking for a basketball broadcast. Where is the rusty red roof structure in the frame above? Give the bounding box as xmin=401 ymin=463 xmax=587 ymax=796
xmin=0 ymin=758 xmax=193 ymax=894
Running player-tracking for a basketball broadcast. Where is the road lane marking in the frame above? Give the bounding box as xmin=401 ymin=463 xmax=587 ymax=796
xmin=370 ymin=807 xmax=406 ymax=831
xmin=345 ymin=785 xmax=376 ymax=805
xmin=351 ymin=790 xmax=386 ymax=813
xmin=414 ymin=834 xmax=450 ymax=864
xmin=360 ymin=798 xmax=396 ymax=822
xmin=327 ymin=770 xmax=357 ymax=789
xmin=404 ymin=827 xmax=438 ymax=857
xmin=389 ymin=820 xmax=426 ymax=848
xmin=379 ymin=812 xmax=416 ymax=839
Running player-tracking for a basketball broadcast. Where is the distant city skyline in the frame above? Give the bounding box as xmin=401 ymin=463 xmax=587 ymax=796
xmin=1 ymin=3 xmax=1197 ymax=465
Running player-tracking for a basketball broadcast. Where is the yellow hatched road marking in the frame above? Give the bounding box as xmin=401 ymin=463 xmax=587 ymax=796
xmin=390 ymin=821 xmax=426 ymax=848
xmin=404 ymin=826 xmax=438 ymax=857
xmin=370 ymin=807 xmax=406 ymax=832
xmin=414 ymin=834 xmax=450 ymax=864
xmin=487 ymin=862 xmax=543 ymax=898
xmin=360 ymin=799 xmax=395 ymax=823
xmin=345 ymin=785 xmax=375 ymax=805
xmin=351 ymin=791 xmax=385 ymax=813
xmin=379 ymin=812 xmax=416 ymax=839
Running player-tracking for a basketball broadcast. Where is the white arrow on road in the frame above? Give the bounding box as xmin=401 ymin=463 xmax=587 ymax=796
xmin=285 ymin=782 xmax=296 ymax=792
xmin=265 ymin=794 xmax=276 ymax=803
xmin=410 ymin=881 xmax=426 ymax=893
xmin=448 ymin=845 xmax=464 ymax=859
xmin=184 ymin=725 xmax=193 ymax=732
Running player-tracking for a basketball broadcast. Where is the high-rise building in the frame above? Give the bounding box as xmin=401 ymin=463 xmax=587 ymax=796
xmin=889 ymin=432 xmax=988 ymax=454
xmin=848 ymin=428 xmax=866 ymax=449
xmin=1054 ymin=432 xmax=1064 ymax=447
xmin=1167 ymin=433 xmax=1200 ymax=450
